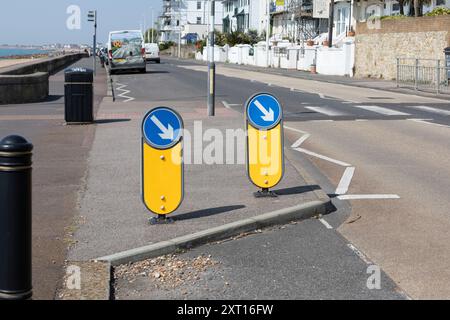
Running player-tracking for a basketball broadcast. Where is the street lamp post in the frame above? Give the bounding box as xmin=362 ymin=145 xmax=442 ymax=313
xmin=88 ymin=10 xmax=97 ymax=75
xmin=207 ymin=0 xmax=216 ymax=117
xmin=151 ymin=8 xmax=154 ymax=43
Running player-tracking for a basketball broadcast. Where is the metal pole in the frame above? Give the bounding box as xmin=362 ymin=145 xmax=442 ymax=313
xmin=93 ymin=10 xmax=97 ymax=76
xmin=266 ymin=0 xmax=270 ymax=67
xmin=207 ymin=0 xmax=216 ymax=117
xmin=151 ymin=8 xmax=154 ymax=43
xmin=0 ymin=135 xmax=33 ymax=300
xmin=414 ymin=58 xmax=419 ymax=90
xmin=436 ymin=59 xmax=440 ymax=94
xmin=396 ymin=57 xmax=400 ymax=88
xmin=328 ymin=0 xmax=334 ymax=47
xmin=178 ymin=28 xmax=181 ymax=58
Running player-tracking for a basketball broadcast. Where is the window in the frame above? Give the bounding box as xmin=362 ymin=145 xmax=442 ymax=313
xmin=197 ymin=1 xmax=201 ymax=9
xmin=392 ymin=3 xmax=400 ymax=11
xmin=197 ymin=17 xmax=202 ymax=24
xmin=436 ymin=0 xmax=445 ymax=5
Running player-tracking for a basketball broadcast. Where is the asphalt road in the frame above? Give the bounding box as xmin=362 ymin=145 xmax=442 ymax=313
xmin=108 ymin=58 xmax=450 ymax=299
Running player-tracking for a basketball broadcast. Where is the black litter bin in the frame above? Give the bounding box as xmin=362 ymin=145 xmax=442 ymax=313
xmin=444 ymin=47 xmax=450 ymax=80
xmin=64 ymin=67 xmax=94 ymax=124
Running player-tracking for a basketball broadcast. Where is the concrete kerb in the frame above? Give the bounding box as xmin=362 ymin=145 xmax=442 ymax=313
xmin=96 ymin=200 xmax=328 ymax=268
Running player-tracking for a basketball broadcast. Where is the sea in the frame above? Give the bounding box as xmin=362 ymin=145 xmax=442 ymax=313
xmin=0 ymin=48 xmax=49 ymax=59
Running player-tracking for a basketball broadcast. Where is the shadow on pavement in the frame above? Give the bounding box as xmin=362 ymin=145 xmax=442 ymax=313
xmin=174 ymin=205 xmax=246 ymax=221
xmin=274 ymin=185 xmax=320 ymax=196
xmin=94 ymin=118 xmax=131 ymax=124
xmin=146 ymin=70 xmax=169 ymax=74
xmin=45 ymin=95 xmax=64 ymax=102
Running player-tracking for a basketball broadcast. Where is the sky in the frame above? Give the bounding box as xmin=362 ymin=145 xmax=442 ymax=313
xmin=0 ymin=0 xmax=163 ymax=45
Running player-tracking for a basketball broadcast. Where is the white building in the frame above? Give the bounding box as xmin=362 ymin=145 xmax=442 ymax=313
xmin=222 ymin=0 xmax=266 ymax=34
xmin=160 ymin=0 xmax=223 ymax=43
xmin=332 ymin=0 xmax=450 ymax=41
xmin=271 ymin=0 xmax=328 ymax=42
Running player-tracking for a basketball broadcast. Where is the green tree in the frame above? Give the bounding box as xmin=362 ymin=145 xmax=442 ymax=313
xmin=144 ymin=28 xmax=160 ymax=43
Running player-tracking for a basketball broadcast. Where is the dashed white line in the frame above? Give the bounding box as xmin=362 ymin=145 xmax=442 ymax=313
xmin=335 ymin=167 xmax=356 ymax=195
xmin=319 ymin=218 xmax=333 ymax=230
xmin=338 ymin=194 xmax=400 ymax=200
xmin=305 ymin=106 xmax=348 ymax=117
xmin=408 ymin=119 xmax=450 ymax=128
xmin=409 ymin=105 xmax=450 ymax=116
xmin=353 ymin=105 xmax=410 ymax=116
xmin=293 ymin=147 xmax=352 ymax=167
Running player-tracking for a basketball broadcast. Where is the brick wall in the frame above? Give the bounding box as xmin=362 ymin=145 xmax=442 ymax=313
xmin=354 ymin=16 xmax=450 ymax=79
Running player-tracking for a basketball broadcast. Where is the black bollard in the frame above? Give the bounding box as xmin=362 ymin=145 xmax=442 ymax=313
xmin=0 ymin=135 xmax=33 ymax=300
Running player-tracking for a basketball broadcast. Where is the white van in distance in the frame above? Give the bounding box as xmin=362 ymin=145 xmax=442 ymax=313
xmin=144 ymin=43 xmax=160 ymax=63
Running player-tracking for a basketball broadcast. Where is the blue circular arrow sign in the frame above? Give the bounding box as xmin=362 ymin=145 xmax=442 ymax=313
xmin=142 ymin=107 xmax=183 ymax=149
xmin=246 ymin=93 xmax=282 ymax=130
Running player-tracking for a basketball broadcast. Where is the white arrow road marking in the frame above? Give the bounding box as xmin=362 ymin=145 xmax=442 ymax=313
xmin=254 ymin=100 xmax=275 ymax=122
xmin=150 ymin=115 xmax=174 ymax=140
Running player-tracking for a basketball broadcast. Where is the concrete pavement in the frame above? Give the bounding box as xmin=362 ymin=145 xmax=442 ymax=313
xmin=108 ymin=59 xmax=450 ymax=299
xmin=68 ymin=96 xmax=324 ymax=260
xmin=0 ymin=58 xmax=106 ymax=299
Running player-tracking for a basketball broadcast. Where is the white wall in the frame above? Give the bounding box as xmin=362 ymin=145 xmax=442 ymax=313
xmin=316 ymin=41 xmax=355 ymax=76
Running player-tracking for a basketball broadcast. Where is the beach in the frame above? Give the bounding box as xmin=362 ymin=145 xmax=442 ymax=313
xmin=0 ymin=58 xmax=41 ymax=69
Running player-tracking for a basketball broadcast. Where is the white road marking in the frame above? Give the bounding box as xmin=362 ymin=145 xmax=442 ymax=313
xmin=305 ymin=106 xmax=348 ymax=117
xmin=355 ymin=119 xmax=369 ymax=122
xmin=338 ymin=194 xmax=400 ymax=200
xmin=335 ymin=167 xmax=356 ymax=195
xmin=309 ymin=120 xmax=334 ymax=123
xmin=291 ymin=134 xmax=311 ymax=148
xmin=347 ymin=244 xmax=372 ymax=265
xmin=319 ymin=218 xmax=333 ymax=230
xmin=353 ymin=105 xmax=410 ymax=116
xmin=408 ymin=119 xmax=450 ymax=128
xmin=294 ymin=147 xmax=352 ymax=167
xmin=221 ymin=101 xmax=241 ymax=109
xmin=284 ymin=125 xmax=309 ymax=135
xmin=115 ymin=83 xmax=135 ymax=102
xmin=409 ymin=105 xmax=450 ymax=116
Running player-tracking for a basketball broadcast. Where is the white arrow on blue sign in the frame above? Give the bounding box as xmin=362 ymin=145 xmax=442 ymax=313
xmin=142 ymin=107 xmax=183 ymax=149
xmin=246 ymin=93 xmax=282 ymax=130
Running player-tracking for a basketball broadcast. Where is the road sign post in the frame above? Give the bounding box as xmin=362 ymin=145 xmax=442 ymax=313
xmin=142 ymin=107 xmax=184 ymax=224
xmin=245 ymin=93 xmax=284 ymax=198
